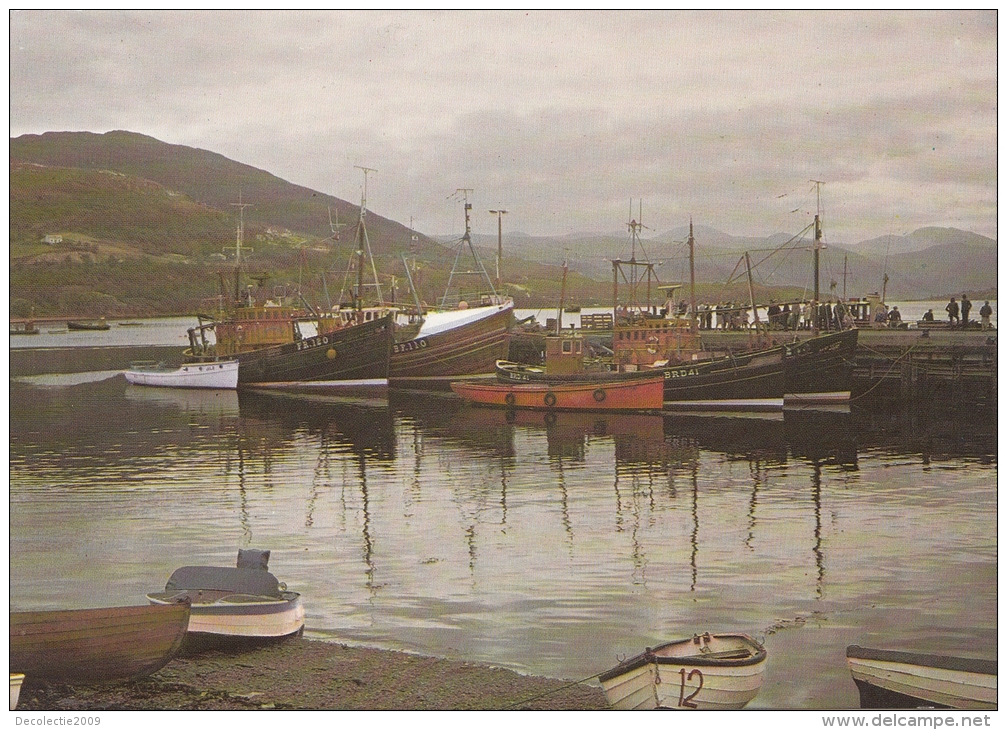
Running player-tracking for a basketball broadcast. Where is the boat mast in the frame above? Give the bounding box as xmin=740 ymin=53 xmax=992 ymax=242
xmin=440 ymin=189 xmax=498 ymax=307
xmin=556 ymin=259 xmax=568 ymax=335
xmin=229 ymin=197 xmax=252 ymax=307
xmin=745 ymin=251 xmax=760 ymax=327
xmin=490 ymin=208 xmax=507 ymax=291
xmin=352 ymin=166 xmax=383 ymax=309
xmin=688 ymin=219 xmax=697 ymax=335
xmin=811 ymin=179 xmax=825 ymax=334
xmin=400 ymin=253 xmax=424 ymax=316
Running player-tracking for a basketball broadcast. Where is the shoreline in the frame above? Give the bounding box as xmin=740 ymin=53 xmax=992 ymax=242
xmin=16 ymin=636 xmax=609 ymax=711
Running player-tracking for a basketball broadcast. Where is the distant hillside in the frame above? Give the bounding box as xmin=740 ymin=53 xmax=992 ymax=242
xmin=10 ymin=162 xmax=233 ymax=256
xmin=852 ymin=227 xmax=993 ymax=257
xmin=10 ymin=131 xmax=438 ymax=257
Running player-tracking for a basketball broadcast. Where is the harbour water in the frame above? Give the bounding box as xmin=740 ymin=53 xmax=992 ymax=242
xmin=8 ymin=333 xmax=997 ymax=709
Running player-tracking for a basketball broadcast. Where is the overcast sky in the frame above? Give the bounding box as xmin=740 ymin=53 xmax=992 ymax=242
xmin=9 ymin=10 xmax=997 ymax=244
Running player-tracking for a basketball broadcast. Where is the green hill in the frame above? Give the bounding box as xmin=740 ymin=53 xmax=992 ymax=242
xmin=11 ymin=131 xmax=428 ymax=255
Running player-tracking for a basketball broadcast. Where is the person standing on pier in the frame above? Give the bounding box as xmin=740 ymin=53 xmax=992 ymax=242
xmin=961 ymin=294 xmax=972 ymax=329
xmin=980 ymin=301 xmax=993 ymax=330
xmin=888 ymin=306 xmax=902 ymax=328
xmin=946 ymin=297 xmax=959 ymax=326
xmin=788 ymin=305 xmax=800 ymax=331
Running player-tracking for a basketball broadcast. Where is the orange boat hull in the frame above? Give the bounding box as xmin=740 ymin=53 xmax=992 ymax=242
xmin=450 ymin=375 xmax=665 ymax=412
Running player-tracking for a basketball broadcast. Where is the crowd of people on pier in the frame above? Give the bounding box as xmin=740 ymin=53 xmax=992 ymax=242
xmin=670 ymin=299 xmax=857 ymax=332
xmin=943 ymin=294 xmax=994 ymax=330
xmin=648 ymin=293 xmax=994 ymax=333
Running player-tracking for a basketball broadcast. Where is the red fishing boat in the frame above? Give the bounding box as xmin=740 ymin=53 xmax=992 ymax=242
xmin=450 ymin=372 xmax=665 ymax=413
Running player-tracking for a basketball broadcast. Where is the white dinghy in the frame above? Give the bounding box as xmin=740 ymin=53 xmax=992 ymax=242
xmin=846 ymin=645 xmax=996 ymax=709
xmin=147 ymin=549 xmax=304 ymax=648
xmin=125 ymin=359 xmax=238 ymax=389
xmin=599 ymin=633 xmax=767 ymax=710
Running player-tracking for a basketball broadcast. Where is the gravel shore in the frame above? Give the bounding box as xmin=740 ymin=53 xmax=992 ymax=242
xmin=16 ymin=637 xmax=608 ymax=711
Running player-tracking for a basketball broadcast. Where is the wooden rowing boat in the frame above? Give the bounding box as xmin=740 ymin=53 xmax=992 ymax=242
xmin=10 ymin=674 xmax=24 ymax=710
xmin=599 ymin=633 xmax=767 ymax=710
xmin=451 ymin=371 xmax=665 ymax=413
xmin=147 ymin=549 xmax=304 ymax=646
xmin=846 ymin=645 xmax=997 ymax=709
xmin=9 ymin=603 xmax=191 ymax=683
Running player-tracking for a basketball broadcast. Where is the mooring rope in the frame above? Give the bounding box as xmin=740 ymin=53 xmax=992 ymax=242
xmin=496 ymin=669 xmax=607 ymax=710
xmin=849 ymin=338 xmax=922 ymax=402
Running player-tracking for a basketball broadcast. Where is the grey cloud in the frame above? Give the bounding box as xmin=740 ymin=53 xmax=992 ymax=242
xmin=9 ymin=10 xmax=996 ymax=242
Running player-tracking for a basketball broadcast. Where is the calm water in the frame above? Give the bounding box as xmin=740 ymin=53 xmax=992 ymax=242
xmin=8 ymin=351 xmax=996 ymax=710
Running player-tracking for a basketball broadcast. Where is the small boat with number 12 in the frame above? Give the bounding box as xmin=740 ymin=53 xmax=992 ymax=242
xmin=599 ymin=633 xmax=767 ymax=710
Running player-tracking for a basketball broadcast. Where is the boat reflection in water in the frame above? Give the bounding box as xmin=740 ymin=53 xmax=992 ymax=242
xmin=8 ymin=370 xmax=996 ymax=708
xmin=124 ymin=383 xmax=241 ymax=417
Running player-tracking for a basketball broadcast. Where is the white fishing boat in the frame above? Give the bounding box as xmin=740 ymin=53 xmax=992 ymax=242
xmin=846 ymin=645 xmax=997 ymax=709
xmin=124 ymin=360 xmax=238 ymax=389
xmin=147 ymin=549 xmax=304 ymax=645
xmin=10 ymin=673 xmax=24 ymax=711
xmin=599 ymin=633 xmax=767 ymax=710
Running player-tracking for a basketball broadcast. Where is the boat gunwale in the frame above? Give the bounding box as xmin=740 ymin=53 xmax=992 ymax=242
xmin=846 ymin=645 xmax=997 ymax=677
xmin=598 ymin=634 xmax=767 ymax=683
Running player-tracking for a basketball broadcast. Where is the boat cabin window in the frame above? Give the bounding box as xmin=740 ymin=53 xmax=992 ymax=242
xmin=562 ymin=340 xmax=572 ymax=353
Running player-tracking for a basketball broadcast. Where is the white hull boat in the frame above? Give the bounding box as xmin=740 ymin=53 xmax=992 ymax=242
xmin=599 ymin=633 xmax=766 ymax=710
xmin=10 ymin=673 xmax=24 ymax=711
xmin=846 ymin=645 xmax=997 ymax=709
xmin=125 ymin=360 xmax=238 ymax=389
xmin=147 ymin=549 xmax=304 ymax=646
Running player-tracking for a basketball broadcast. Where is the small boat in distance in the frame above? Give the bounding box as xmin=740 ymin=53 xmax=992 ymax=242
xmin=846 ymin=645 xmax=997 ymax=709
xmin=451 ymin=371 xmax=665 ymax=413
xmin=599 ymin=632 xmax=767 ymax=710
xmin=147 ymin=549 xmax=304 ymax=648
xmin=118 ymin=321 xmax=144 ymax=327
xmin=67 ymin=317 xmax=111 ymax=331
xmin=9 ymin=321 xmax=39 ymax=335
xmin=9 ymin=603 xmax=191 ymax=683
xmin=125 ymin=360 xmax=239 ymax=389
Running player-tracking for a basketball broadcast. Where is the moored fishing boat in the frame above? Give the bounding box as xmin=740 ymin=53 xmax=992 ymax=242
xmin=9 ymin=603 xmax=191 ymax=683
xmin=383 ymin=191 xmax=514 ymax=388
xmin=390 ymin=301 xmax=514 ymax=388
xmin=451 ymin=371 xmax=665 ymax=413
xmin=599 ymin=632 xmax=767 ymax=710
xmin=125 ymin=359 xmax=239 ymax=389
xmin=496 ymin=358 xmax=658 ymax=384
xmin=607 ymin=215 xmax=856 ymax=409
xmin=784 ymin=327 xmax=858 ymax=405
xmin=184 ymin=199 xmax=392 ymax=390
xmin=9 ymin=321 xmax=39 ymax=335
xmin=147 ymin=549 xmax=304 ymax=647
xmin=846 ymin=645 xmax=997 ymax=709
